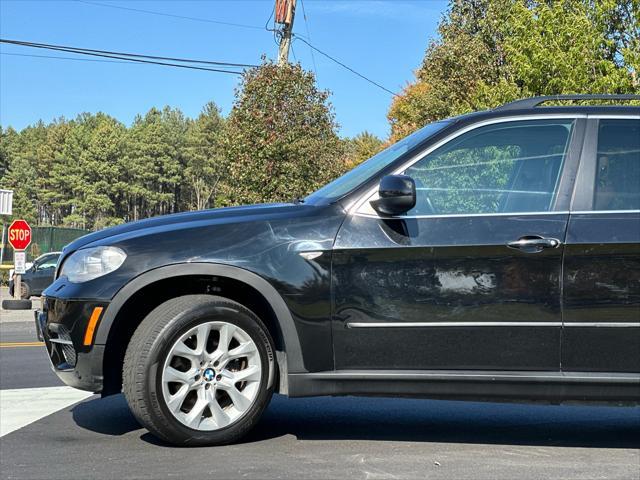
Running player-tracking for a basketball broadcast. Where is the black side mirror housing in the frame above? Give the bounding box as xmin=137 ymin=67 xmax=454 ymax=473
xmin=370 ymin=174 xmax=416 ymax=216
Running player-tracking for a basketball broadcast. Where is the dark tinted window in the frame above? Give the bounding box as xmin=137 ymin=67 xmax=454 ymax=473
xmin=404 ymin=120 xmax=574 ymax=215
xmin=594 ymin=119 xmax=640 ymax=211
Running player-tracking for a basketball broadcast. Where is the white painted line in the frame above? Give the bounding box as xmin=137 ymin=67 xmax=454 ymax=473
xmin=0 ymin=386 xmax=93 ymax=437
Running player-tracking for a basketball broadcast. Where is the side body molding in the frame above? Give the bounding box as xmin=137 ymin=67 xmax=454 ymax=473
xmin=93 ymin=263 xmax=304 ymax=373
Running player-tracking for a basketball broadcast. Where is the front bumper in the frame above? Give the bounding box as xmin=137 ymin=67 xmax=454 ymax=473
xmin=35 ymin=297 xmax=108 ymax=393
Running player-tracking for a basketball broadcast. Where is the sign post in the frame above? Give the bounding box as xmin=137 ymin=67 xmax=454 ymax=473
xmin=8 ymin=219 xmax=32 ymax=300
xmin=0 ymin=189 xmax=13 ymax=265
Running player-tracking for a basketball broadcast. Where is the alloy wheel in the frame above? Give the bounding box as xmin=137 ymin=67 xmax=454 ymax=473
xmin=161 ymin=321 xmax=262 ymax=431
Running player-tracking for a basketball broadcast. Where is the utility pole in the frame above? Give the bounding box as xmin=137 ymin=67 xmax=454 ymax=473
xmin=275 ymin=0 xmax=296 ymax=65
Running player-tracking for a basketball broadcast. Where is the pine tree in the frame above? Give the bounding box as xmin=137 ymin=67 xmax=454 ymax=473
xmin=183 ymin=102 xmax=226 ymax=211
xmin=124 ymin=107 xmax=188 ymax=220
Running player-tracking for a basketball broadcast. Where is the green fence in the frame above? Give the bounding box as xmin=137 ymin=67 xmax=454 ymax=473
xmin=30 ymin=226 xmax=90 ymax=256
xmin=1 ymin=226 xmax=89 ymax=262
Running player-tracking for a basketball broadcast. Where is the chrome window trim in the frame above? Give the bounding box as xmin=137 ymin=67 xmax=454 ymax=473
xmin=570 ymin=209 xmax=640 ymax=214
xmin=347 ymin=321 xmax=640 ymax=328
xmin=349 ymin=114 xmax=585 ymax=217
xmin=353 ymin=210 xmax=570 ymax=220
xmin=586 ymin=114 xmax=640 ymax=119
xmin=565 ymin=323 xmax=640 ymax=328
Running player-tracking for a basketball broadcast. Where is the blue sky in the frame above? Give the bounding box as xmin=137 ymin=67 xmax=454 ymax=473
xmin=0 ymin=0 xmax=447 ymax=138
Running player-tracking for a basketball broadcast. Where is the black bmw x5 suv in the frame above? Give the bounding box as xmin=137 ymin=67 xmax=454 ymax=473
xmin=36 ymin=95 xmax=640 ymax=446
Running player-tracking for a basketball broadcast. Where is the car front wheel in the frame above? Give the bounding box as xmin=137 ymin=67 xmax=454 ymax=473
xmin=123 ymin=295 xmax=276 ymax=446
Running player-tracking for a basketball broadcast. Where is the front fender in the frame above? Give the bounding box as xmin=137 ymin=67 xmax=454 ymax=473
xmin=94 ymin=262 xmax=305 ymax=374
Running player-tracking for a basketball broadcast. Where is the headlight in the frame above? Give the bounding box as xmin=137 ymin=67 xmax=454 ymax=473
xmin=60 ymin=246 xmax=126 ymax=283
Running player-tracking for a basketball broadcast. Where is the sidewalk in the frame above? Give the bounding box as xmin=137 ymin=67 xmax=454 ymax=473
xmin=0 ymin=286 xmax=41 ymax=323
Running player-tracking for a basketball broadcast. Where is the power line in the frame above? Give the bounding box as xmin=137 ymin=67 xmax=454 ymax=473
xmin=75 ymin=0 xmax=265 ymax=31
xmin=299 ymin=0 xmax=318 ymax=76
xmin=293 ymin=35 xmax=397 ymax=96
xmin=265 ymin=4 xmax=281 ymax=48
xmin=0 ymin=39 xmax=246 ymax=74
xmin=1 ymin=51 xmax=144 ymax=65
xmin=1 ymin=39 xmax=258 ymax=68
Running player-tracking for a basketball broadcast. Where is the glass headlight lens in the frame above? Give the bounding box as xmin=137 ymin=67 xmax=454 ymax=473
xmin=60 ymin=246 xmax=126 ymax=283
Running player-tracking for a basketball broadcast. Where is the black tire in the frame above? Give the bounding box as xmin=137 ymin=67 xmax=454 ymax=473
xmin=2 ymin=299 xmax=32 ymax=310
xmin=20 ymin=282 xmax=31 ymax=300
xmin=122 ymin=295 xmax=276 ymax=447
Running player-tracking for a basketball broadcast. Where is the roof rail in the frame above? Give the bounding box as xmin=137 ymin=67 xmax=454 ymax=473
xmin=496 ymin=94 xmax=640 ymax=111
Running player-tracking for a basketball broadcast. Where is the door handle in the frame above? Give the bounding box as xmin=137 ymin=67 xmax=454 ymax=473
xmin=507 ymin=235 xmax=561 ymax=253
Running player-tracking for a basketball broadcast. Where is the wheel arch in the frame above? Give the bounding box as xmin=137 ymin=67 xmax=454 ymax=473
xmin=97 ymin=263 xmax=302 ymax=395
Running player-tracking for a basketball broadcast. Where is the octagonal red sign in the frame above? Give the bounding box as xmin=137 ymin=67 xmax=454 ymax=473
xmin=8 ymin=219 xmax=32 ymax=251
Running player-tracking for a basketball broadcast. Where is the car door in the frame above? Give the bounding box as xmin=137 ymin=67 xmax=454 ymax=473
xmin=332 ymin=117 xmax=585 ymax=371
xmin=562 ymin=117 xmax=640 ymax=373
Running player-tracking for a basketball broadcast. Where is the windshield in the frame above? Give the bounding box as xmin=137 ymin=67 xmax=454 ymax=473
xmin=305 ymin=120 xmax=452 ymax=204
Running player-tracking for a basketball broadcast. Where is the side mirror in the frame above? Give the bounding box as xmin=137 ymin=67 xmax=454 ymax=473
xmin=370 ymin=175 xmax=416 ymax=216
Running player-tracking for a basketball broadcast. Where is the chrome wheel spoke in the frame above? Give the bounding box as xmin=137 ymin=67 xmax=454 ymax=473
xmin=206 ymin=391 xmax=231 ymax=428
xmin=194 ymin=324 xmax=210 ymax=356
xmin=166 ymin=384 xmax=189 ymax=413
xmin=227 ymin=341 xmax=256 ymax=360
xmin=172 ymin=341 xmax=199 ymax=362
xmin=184 ymin=394 xmax=208 ymax=429
xmin=164 ymin=366 xmax=193 ymax=384
xmin=217 ymin=323 xmax=236 ymax=354
xmin=216 ymin=370 xmax=236 ymax=390
xmin=225 ymin=386 xmax=252 ymax=412
xmin=231 ymin=365 xmax=260 ymax=383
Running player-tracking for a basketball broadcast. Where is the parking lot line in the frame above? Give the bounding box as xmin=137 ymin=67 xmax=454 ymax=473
xmin=0 ymin=386 xmax=93 ymax=437
xmin=0 ymin=342 xmax=45 ymax=348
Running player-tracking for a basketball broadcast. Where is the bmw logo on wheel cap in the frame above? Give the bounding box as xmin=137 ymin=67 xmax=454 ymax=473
xmin=203 ymin=368 xmax=215 ymax=382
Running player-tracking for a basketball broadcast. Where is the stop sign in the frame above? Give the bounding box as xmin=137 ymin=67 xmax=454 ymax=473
xmin=8 ymin=219 xmax=32 ymax=251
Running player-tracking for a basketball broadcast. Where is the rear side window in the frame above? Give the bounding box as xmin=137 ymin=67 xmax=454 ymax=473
xmin=403 ymin=119 xmax=574 ymax=215
xmin=594 ymin=119 xmax=640 ymax=211
xmin=39 ymin=256 xmax=59 ymax=269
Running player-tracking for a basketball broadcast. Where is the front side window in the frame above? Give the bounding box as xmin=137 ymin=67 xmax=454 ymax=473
xmin=305 ymin=120 xmax=451 ymax=204
xmin=593 ymin=119 xmax=640 ymax=211
xmin=403 ymin=119 xmax=575 ymax=216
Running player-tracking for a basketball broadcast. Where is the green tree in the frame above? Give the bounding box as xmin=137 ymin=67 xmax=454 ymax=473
xmin=1 ymin=153 xmax=38 ymax=224
xmin=38 ymin=118 xmax=74 ymax=225
xmin=1 ymin=122 xmax=48 ymax=223
xmin=389 ymin=0 xmax=639 ymax=140
xmin=221 ymin=61 xmax=345 ymax=205
xmin=80 ymin=114 xmax=126 ymax=229
xmin=123 ymin=107 xmax=188 ymax=220
xmin=497 ymin=0 xmax=637 ymax=96
xmin=44 ymin=113 xmax=125 ymax=229
xmin=184 ymin=102 xmax=226 ymax=211
xmin=0 ymin=126 xmax=13 ymax=181
xmin=343 ymin=131 xmax=384 ymax=169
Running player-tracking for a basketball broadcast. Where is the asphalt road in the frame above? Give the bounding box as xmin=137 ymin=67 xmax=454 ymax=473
xmin=1 ymin=320 xmax=639 ymax=480
xmin=0 ymin=321 xmax=62 ymax=389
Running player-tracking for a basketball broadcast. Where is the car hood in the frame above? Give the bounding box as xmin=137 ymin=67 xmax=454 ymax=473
xmin=63 ymin=202 xmax=307 ymax=253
